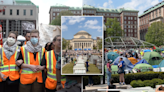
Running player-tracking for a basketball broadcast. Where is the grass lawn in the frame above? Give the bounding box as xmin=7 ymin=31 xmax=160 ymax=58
xmin=86 ymin=64 xmax=101 ymax=74
xmin=62 ymin=62 xmax=101 ymax=74
xmin=62 ymin=62 xmax=74 ymax=74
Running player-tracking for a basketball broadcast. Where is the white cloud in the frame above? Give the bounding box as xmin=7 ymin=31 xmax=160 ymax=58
xmin=62 ymin=25 xmax=68 ymax=31
xmin=61 ymin=16 xmax=68 ymax=25
xmin=68 ymin=16 xmax=85 ymax=25
xmin=84 ymin=19 xmax=102 ymax=32
xmin=103 ymin=0 xmax=113 ymax=8
xmin=78 ymin=26 xmax=83 ymax=28
xmin=117 ymin=0 xmax=160 ymax=15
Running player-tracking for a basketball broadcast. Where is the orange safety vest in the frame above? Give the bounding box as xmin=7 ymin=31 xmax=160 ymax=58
xmin=45 ymin=50 xmax=66 ymax=90
xmin=0 ymin=46 xmax=20 ymax=82
xmin=23 ymin=41 xmax=27 ymax=46
xmin=20 ymin=47 xmax=45 ymax=84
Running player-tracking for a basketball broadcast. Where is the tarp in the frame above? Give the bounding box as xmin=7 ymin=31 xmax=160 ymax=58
xmin=144 ymin=49 xmax=151 ymax=52
xmin=134 ymin=59 xmax=148 ymax=65
xmin=152 ymin=65 xmax=159 ymax=68
xmin=39 ymin=24 xmax=61 ymax=47
xmin=107 ymin=52 xmax=119 ymax=63
xmin=128 ymin=57 xmax=138 ymax=65
xmin=158 ymin=60 xmax=164 ymax=68
xmin=133 ymin=63 xmax=153 ymax=72
xmin=143 ymin=51 xmax=163 ymax=65
xmin=113 ymin=56 xmax=134 ymax=70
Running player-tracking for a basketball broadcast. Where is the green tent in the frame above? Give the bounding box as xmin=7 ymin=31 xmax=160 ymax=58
xmin=133 ymin=63 xmax=153 ymax=72
xmin=143 ymin=52 xmax=163 ymax=65
xmin=105 ymin=65 xmax=118 ymax=74
xmin=154 ymin=48 xmax=162 ymax=53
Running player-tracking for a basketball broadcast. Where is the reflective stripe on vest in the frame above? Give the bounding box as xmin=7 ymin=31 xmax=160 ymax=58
xmin=61 ymin=75 xmax=66 ymax=81
xmin=21 ymin=47 xmax=44 ymax=74
xmin=0 ymin=46 xmax=20 ymax=72
xmin=47 ymin=50 xmax=57 ymax=80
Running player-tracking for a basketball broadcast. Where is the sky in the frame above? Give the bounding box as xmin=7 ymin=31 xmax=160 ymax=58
xmin=83 ymin=0 xmax=163 ymax=15
xmin=61 ymin=16 xmax=103 ymax=39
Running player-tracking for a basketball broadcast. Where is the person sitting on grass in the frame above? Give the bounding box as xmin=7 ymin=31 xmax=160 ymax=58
xmin=106 ymin=78 xmax=118 ymax=92
xmin=85 ymin=59 xmax=89 ymax=72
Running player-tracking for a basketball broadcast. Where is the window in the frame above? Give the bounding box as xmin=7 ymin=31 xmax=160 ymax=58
xmin=53 ymin=13 xmax=55 ymax=16
xmin=131 ymin=30 xmax=133 ymax=32
xmin=134 ymin=26 xmax=136 ymax=28
xmin=117 ymin=18 xmax=119 ymax=21
xmin=3 ymin=9 xmax=5 ymax=15
xmin=135 ymin=21 xmax=136 ymax=24
xmin=128 ymin=17 xmax=130 ymax=20
xmin=24 ymin=10 xmax=26 ymax=15
xmin=124 ymin=29 xmax=127 ymax=32
xmin=128 ymin=21 xmax=130 ymax=24
xmin=57 ymin=13 xmax=59 ymax=15
xmin=131 ymin=21 xmax=133 ymax=24
xmin=107 ymin=14 xmax=109 ymax=16
xmin=17 ymin=10 xmax=19 ymax=15
xmin=10 ymin=9 xmax=12 ymax=15
xmin=125 ymin=34 xmax=127 ymax=36
xmin=104 ymin=17 xmax=105 ymax=20
xmin=131 ymin=26 xmax=133 ymax=28
xmin=103 ymin=13 xmax=105 ymax=16
xmin=134 ymin=17 xmax=136 ymax=20
xmin=124 ymin=25 xmax=126 ymax=28
xmin=124 ymin=21 xmax=126 ymax=24
xmin=30 ymin=10 xmax=33 ymax=16
xmin=53 ymin=17 xmax=55 ymax=20
xmin=84 ymin=10 xmax=86 ymax=13
xmin=128 ymin=25 xmax=130 ymax=28
xmin=128 ymin=29 xmax=130 ymax=32
xmin=131 ymin=17 xmax=133 ymax=20
xmin=92 ymin=11 xmax=94 ymax=13
xmin=124 ymin=17 xmax=126 ymax=20
xmin=74 ymin=11 xmax=76 ymax=14
xmin=135 ymin=30 xmax=137 ymax=32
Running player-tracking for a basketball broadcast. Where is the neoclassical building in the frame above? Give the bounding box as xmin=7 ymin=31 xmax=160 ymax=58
xmin=68 ymin=30 xmax=97 ymax=50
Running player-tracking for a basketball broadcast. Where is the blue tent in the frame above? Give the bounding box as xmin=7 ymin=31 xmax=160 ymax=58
xmin=113 ymin=56 xmax=134 ymax=70
xmin=158 ymin=60 xmax=164 ymax=68
xmin=107 ymin=52 xmax=119 ymax=63
xmin=134 ymin=59 xmax=148 ymax=65
xmin=74 ymin=49 xmax=77 ymax=51
xmin=152 ymin=65 xmax=159 ymax=68
xmin=88 ymin=48 xmax=91 ymax=50
xmin=79 ymin=48 xmax=82 ymax=50
xmin=144 ymin=49 xmax=151 ymax=52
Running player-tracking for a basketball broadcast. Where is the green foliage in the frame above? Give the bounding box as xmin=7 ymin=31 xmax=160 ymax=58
xmin=111 ymin=71 xmax=164 ymax=84
xmin=83 ymin=76 xmax=100 ymax=89
xmin=145 ymin=21 xmax=164 ymax=46
xmin=50 ymin=11 xmax=73 ymax=26
xmin=62 ymin=38 xmax=70 ymax=50
xmin=130 ymin=78 xmax=164 ymax=88
xmin=105 ymin=18 xmax=124 ymax=37
xmin=97 ymin=39 xmax=102 ymax=49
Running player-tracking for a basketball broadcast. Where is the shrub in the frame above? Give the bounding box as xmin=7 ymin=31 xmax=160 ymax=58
xmin=83 ymin=76 xmax=100 ymax=89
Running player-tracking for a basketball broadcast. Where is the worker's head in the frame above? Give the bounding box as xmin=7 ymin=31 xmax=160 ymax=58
xmin=30 ymin=30 xmax=40 ymax=46
xmin=7 ymin=31 xmax=18 ymax=46
xmin=24 ymin=30 xmax=30 ymax=41
xmin=45 ymin=42 xmax=51 ymax=51
xmin=53 ymin=35 xmax=61 ymax=49
xmin=119 ymin=57 xmax=123 ymax=62
xmin=110 ymin=78 xmax=114 ymax=85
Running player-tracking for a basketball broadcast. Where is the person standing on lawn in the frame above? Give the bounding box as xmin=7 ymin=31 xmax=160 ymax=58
xmin=85 ymin=59 xmax=89 ymax=72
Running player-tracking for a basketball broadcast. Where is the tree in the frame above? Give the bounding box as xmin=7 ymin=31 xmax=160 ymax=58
xmin=97 ymin=39 xmax=102 ymax=49
xmin=62 ymin=38 xmax=67 ymax=50
xmin=145 ymin=21 xmax=164 ymax=46
xmin=105 ymin=18 xmax=124 ymax=37
xmin=50 ymin=11 xmax=73 ymax=26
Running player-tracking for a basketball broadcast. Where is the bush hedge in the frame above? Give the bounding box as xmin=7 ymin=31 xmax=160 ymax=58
xmin=83 ymin=71 xmax=164 ymax=89
xmin=83 ymin=76 xmax=101 ymax=89
xmin=130 ymin=78 xmax=164 ymax=88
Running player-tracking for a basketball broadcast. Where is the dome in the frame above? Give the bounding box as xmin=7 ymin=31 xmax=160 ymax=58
xmin=74 ymin=30 xmax=91 ymax=36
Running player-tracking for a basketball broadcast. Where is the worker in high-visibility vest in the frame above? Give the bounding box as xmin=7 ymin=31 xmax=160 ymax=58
xmin=0 ymin=31 xmax=20 ymax=92
xmin=16 ymin=30 xmax=45 ymax=92
xmin=41 ymin=35 xmax=66 ymax=92
xmin=23 ymin=30 xmax=30 ymax=46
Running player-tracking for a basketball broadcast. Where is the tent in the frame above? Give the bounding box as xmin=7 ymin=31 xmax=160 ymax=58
xmin=134 ymin=59 xmax=148 ymax=65
xmin=154 ymin=48 xmax=162 ymax=53
xmin=105 ymin=65 xmax=118 ymax=74
xmin=113 ymin=56 xmax=134 ymax=70
xmin=144 ymin=49 xmax=151 ymax=53
xmin=128 ymin=57 xmax=138 ymax=65
xmin=158 ymin=60 xmax=164 ymax=68
xmin=143 ymin=52 xmax=163 ymax=65
xmin=133 ymin=63 xmax=153 ymax=72
xmin=107 ymin=52 xmax=119 ymax=63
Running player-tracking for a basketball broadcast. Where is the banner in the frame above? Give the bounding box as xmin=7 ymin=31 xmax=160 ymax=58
xmin=21 ymin=21 xmax=35 ymax=31
xmin=0 ymin=25 xmax=3 ymax=45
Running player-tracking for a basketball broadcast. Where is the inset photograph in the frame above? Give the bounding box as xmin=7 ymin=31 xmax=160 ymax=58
xmin=61 ymin=16 xmax=103 ymax=75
